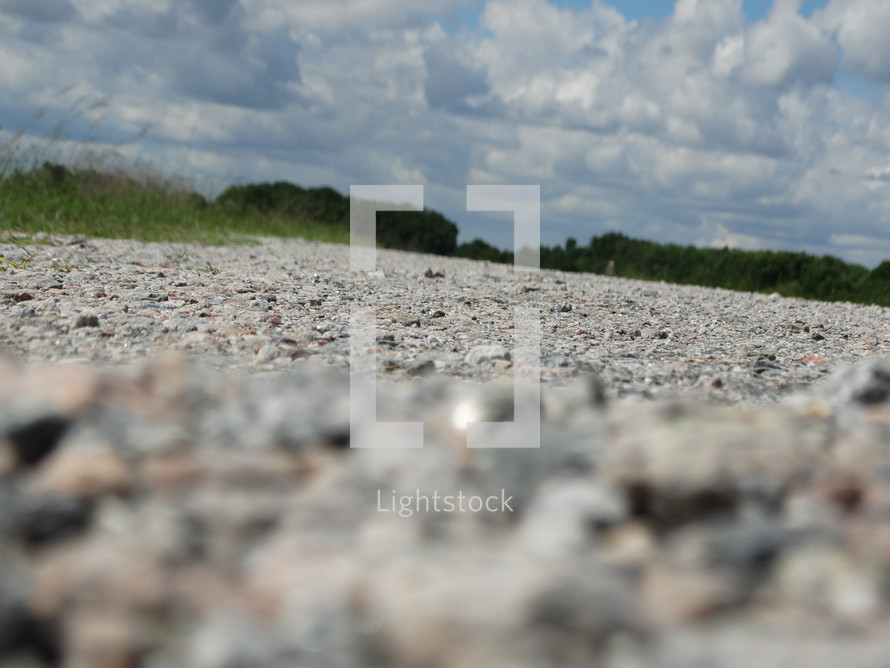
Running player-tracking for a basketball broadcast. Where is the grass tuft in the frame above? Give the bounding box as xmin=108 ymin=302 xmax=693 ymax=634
xmin=0 ymin=99 xmax=350 ymax=248
xmin=0 ymin=160 xmax=350 ymax=246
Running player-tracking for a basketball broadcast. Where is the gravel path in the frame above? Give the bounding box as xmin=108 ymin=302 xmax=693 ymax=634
xmin=2 ymin=234 xmax=888 ymax=403
xmin=3 ymin=234 xmax=890 ymax=667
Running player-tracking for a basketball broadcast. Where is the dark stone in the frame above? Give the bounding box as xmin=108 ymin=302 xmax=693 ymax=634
xmin=588 ymin=375 xmax=608 ymax=407
xmin=829 ymin=480 xmax=864 ymax=513
xmin=0 ymin=591 xmax=26 ymax=653
xmin=6 ymin=415 xmax=70 ymax=468
xmin=73 ymin=314 xmax=99 ymax=328
xmin=323 ymin=427 xmax=351 ymax=450
xmin=12 ymin=306 xmax=36 ymax=318
xmin=624 ymin=479 xmax=738 ymax=528
xmin=407 ymin=360 xmax=436 ymax=377
xmin=0 ymin=591 xmax=59 ymax=662
xmin=753 ymin=359 xmax=781 ymax=373
xmin=853 ymin=367 xmax=890 ymax=405
xmin=14 ymin=495 xmax=92 ymax=547
xmin=706 ymin=518 xmax=796 ymax=578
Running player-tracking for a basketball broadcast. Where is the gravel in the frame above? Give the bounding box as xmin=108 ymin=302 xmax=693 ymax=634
xmin=2 ymin=234 xmax=888 ymax=403
xmin=2 ymin=233 xmax=890 ymax=667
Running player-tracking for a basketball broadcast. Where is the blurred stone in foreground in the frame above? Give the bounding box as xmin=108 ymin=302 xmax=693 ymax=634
xmin=2 ymin=355 xmax=890 ymax=667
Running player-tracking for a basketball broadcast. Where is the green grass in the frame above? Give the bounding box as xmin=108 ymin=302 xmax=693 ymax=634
xmin=0 ymin=98 xmax=445 ymax=255
xmin=0 ymin=161 xmax=350 ymax=246
xmin=0 ymin=97 xmax=350 ymax=247
xmin=0 ymin=235 xmax=35 ymax=271
xmin=0 ymin=254 xmax=33 ymax=270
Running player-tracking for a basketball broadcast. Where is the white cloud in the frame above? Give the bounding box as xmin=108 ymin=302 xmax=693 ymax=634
xmin=739 ymin=0 xmax=835 ymax=88
xmin=476 ymin=0 xmax=597 ymax=110
xmin=698 ymin=221 xmax=763 ymax=250
xmin=828 ymin=233 xmax=890 ymax=268
xmin=0 ymin=40 xmax=39 ymax=88
xmin=390 ymin=157 xmax=426 ymax=184
xmin=4 ymin=0 xmax=890 ymax=267
xmin=817 ymin=0 xmax=890 ymax=83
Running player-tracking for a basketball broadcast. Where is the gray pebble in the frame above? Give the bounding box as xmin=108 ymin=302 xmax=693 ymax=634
xmin=465 ymin=344 xmax=510 ymax=365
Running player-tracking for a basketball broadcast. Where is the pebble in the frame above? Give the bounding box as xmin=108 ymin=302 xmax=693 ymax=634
xmin=1 ymin=234 xmax=887 ymax=401
xmin=464 ymin=344 xmax=510 ymax=366
xmin=2 ymin=234 xmax=890 ymax=666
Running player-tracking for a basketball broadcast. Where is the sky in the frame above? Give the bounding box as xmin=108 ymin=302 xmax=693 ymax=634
xmin=3 ymin=0 xmax=890 ymax=268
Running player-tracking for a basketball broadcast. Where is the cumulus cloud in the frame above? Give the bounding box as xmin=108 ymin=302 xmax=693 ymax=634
xmin=3 ymin=0 xmax=890 ymax=267
xmin=95 ymin=0 xmax=301 ymax=109
xmin=698 ymin=220 xmax=764 ymax=250
xmin=739 ymin=0 xmax=835 ymax=87
xmin=423 ymin=45 xmax=491 ymax=114
xmin=816 ymin=0 xmax=890 ymax=82
xmin=0 ymin=0 xmax=303 ymax=114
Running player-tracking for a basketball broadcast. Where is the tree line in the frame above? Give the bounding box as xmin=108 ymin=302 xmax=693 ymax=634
xmin=217 ymin=181 xmax=890 ymax=307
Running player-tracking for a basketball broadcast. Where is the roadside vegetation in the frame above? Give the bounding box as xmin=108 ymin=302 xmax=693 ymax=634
xmin=0 ymin=161 xmax=350 ymax=246
xmin=537 ymin=232 xmax=890 ymax=307
xmin=1 ymin=111 xmax=887 ymax=305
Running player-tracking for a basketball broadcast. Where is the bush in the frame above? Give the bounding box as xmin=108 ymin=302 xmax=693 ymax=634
xmin=215 ymin=182 xmax=347 ymax=227
xmin=456 ymin=238 xmax=513 ymax=263
xmin=376 ymin=208 xmax=458 ymax=256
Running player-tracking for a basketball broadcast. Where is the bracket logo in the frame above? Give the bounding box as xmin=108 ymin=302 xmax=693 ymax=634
xmin=349 ymin=185 xmax=541 ymax=449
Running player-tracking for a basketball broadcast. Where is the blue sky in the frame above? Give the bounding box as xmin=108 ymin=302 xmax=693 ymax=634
xmin=449 ymin=0 xmax=829 ymax=28
xmin=558 ymin=0 xmax=829 ymax=21
xmin=3 ymin=0 xmax=890 ymax=267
